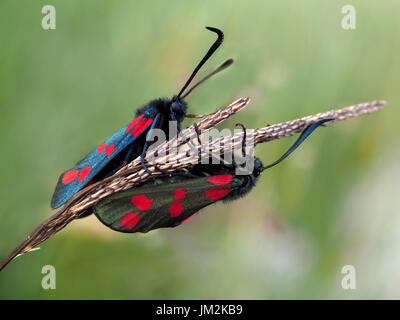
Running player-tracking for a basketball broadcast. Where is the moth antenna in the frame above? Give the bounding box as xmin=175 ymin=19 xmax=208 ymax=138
xmin=176 ymin=27 xmax=224 ymax=99
xmin=181 ymin=59 xmax=234 ymax=98
xmin=261 ymin=118 xmax=334 ymax=171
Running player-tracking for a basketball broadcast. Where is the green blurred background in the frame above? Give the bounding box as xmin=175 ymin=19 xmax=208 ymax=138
xmin=0 ymin=0 xmax=398 ymax=299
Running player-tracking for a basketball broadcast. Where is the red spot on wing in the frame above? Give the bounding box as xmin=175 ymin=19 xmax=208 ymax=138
xmin=125 ymin=115 xmax=143 ymax=133
xmin=174 ymin=188 xmax=186 ymax=200
xmin=105 ymin=144 xmax=115 ymax=156
xmin=207 ymin=175 xmax=233 ymax=185
xmin=62 ymin=170 xmax=78 ymax=184
xmin=205 ymin=187 xmax=232 ymax=201
xmin=97 ymin=143 xmax=107 ymax=154
xmin=174 ymin=214 xmax=194 ymax=226
xmin=78 ymin=165 xmax=92 ymax=183
xmin=181 ymin=214 xmax=193 ymax=224
xmin=131 ymin=195 xmax=153 ymax=211
xmin=131 ymin=118 xmax=153 ymax=137
xmin=169 ymin=201 xmax=183 ymax=217
xmin=120 ymin=212 xmax=141 ymax=229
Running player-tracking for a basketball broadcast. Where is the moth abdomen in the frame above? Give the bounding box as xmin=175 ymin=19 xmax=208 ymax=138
xmin=222 ymin=174 xmax=260 ymax=202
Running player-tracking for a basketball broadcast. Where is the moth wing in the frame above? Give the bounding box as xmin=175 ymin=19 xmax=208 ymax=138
xmin=51 ymin=114 xmax=155 ymax=209
xmin=93 ymin=174 xmax=240 ymax=233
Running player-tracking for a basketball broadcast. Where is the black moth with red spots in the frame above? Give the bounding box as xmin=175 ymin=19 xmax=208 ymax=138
xmin=94 ymin=159 xmax=263 ymax=233
xmin=93 ymin=118 xmax=332 ymax=233
xmin=51 ymin=27 xmax=233 ymax=209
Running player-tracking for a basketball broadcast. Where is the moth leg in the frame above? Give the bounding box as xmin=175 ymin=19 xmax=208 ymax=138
xmin=193 ymin=121 xmax=229 ymax=167
xmin=167 ymin=169 xmax=198 ymax=178
xmin=179 ymin=121 xmax=201 ymax=158
xmin=153 ymin=163 xmax=169 ymax=174
xmin=140 ymin=145 xmax=153 ymax=174
xmin=194 ymin=122 xmax=202 ymax=145
xmin=235 ymin=123 xmax=247 ymax=158
xmin=170 ymin=108 xmax=201 ymax=159
xmin=229 ymin=123 xmax=250 ymax=169
xmin=192 ymin=122 xmax=205 ymax=160
xmin=122 ymin=143 xmax=136 ymax=166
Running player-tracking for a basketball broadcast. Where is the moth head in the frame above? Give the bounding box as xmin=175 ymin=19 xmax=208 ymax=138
xmin=253 ymin=157 xmax=264 ymax=177
xmin=170 ymin=96 xmax=187 ymax=123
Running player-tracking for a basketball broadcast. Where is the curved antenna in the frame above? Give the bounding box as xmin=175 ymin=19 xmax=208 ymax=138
xmin=235 ymin=122 xmax=247 ymax=158
xmin=181 ymin=59 xmax=234 ymax=99
xmin=176 ymin=27 xmax=224 ymax=99
xmin=262 ymin=118 xmax=333 ymax=171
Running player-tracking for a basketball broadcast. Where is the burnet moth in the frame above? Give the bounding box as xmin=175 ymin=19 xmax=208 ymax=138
xmin=93 ymin=119 xmax=331 ymax=233
xmin=51 ymin=27 xmax=233 ymax=209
